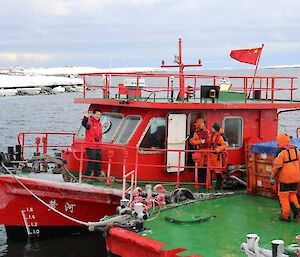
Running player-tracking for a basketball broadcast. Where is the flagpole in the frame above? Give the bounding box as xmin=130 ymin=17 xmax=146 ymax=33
xmin=247 ymin=44 xmax=264 ymax=100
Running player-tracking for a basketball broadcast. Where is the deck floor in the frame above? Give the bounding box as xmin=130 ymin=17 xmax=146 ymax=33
xmin=142 ymin=195 xmax=299 ymax=256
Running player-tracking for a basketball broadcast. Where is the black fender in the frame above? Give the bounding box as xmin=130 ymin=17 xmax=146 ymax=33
xmin=170 ymin=188 xmax=195 ymax=203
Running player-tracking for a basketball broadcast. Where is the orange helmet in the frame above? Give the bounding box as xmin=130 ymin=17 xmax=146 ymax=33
xmin=195 ymin=118 xmax=204 ymax=129
xmin=276 ymin=133 xmax=290 ymax=148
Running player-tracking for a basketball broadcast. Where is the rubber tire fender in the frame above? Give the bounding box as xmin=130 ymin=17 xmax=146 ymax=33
xmin=170 ymin=188 xmax=195 ymax=203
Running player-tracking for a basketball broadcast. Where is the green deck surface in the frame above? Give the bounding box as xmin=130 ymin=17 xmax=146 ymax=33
xmin=142 ymin=195 xmax=299 ymax=257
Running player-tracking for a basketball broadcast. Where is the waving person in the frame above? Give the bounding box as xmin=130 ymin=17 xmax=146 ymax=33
xmin=81 ymin=109 xmax=102 ymax=177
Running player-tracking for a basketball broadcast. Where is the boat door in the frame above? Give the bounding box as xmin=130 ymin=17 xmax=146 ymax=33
xmin=166 ymin=113 xmax=187 ymax=173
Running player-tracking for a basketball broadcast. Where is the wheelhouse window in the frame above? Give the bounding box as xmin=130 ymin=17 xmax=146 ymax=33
xmin=115 ymin=115 xmax=141 ymax=145
xmin=223 ymin=117 xmax=243 ymax=149
xmin=76 ymin=125 xmax=86 ymax=140
xmin=139 ymin=118 xmax=166 ymax=151
xmin=101 ymin=113 xmax=124 ymax=143
xmin=75 ymin=112 xmax=123 ymax=142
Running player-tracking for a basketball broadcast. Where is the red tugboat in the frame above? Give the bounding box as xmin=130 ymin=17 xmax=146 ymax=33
xmin=0 ymin=38 xmax=299 ymax=244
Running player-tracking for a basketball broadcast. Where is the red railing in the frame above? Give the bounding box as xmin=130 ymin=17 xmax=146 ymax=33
xmin=80 ymin=72 xmax=297 ymax=103
xmin=17 ymin=131 xmax=76 ymax=158
xmin=16 ymin=131 xmax=229 ymax=190
xmin=72 ymin=141 xmax=228 ymax=190
xmin=17 ymin=132 xmax=229 ymax=189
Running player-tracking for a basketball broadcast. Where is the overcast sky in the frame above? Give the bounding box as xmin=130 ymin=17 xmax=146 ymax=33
xmin=1 ymin=0 xmax=300 ymax=69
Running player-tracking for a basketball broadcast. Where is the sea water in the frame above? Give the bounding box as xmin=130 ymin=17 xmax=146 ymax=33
xmin=0 ymin=68 xmax=300 ymax=256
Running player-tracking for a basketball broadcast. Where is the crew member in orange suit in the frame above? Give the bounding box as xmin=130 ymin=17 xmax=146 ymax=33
xmin=271 ymin=133 xmax=300 ymax=222
xmin=209 ymin=123 xmax=228 ymax=189
xmin=189 ymin=118 xmax=211 ymax=183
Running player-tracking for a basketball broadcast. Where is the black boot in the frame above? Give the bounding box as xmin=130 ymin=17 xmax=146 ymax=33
xmin=279 ymin=216 xmax=291 ymax=222
xmin=198 ymin=167 xmax=207 ymax=184
xmin=291 ymin=202 xmax=299 ymax=221
xmin=215 ymin=173 xmax=223 ymax=190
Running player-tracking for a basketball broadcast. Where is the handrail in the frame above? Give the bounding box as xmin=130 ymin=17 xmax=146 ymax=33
xmin=16 ymin=133 xmax=230 ymax=190
xmin=122 ymin=170 xmax=135 ymax=201
xmin=71 ymin=141 xmax=228 ymax=190
xmin=80 ymin=72 xmax=297 ymax=103
xmin=72 ymin=141 xmax=227 ymax=168
xmin=17 ymin=131 xmax=76 ymax=159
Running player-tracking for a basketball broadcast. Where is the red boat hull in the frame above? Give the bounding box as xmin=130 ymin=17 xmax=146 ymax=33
xmin=0 ymin=175 xmax=121 ymax=239
xmin=106 ymin=227 xmax=201 ymax=257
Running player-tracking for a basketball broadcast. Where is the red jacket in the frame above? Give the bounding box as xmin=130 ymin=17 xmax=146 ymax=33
xmin=82 ymin=116 xmax=102 ymax=149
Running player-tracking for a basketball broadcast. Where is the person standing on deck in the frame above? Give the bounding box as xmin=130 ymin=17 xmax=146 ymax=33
xmin=271 ymin=133 xmax=300 ymax=222
xmin=189 ymin=118 xmax=211 ymax=183
xmin=209 ymin=123 xmax=228 ymax=190
xmin=82 ymin=109 xmax=102 ymax=177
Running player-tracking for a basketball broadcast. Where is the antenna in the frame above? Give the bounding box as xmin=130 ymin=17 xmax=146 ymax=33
xmin=161 ymin=38 xmax=202 ymax=100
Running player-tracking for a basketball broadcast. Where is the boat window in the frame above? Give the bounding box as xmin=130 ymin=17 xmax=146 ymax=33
xmin=115 ymin=115 xmax=142 ymax=145
xmin=223 ymin=117 xmax=243 ymax=149
xmin=76 ymin=126 xmax=85 ymax=140
xmin=139 ymin=118 xmax=166 ymax=152
xmin=101 ymin=113 xmax=124 ymax=143
xmin=75 ymin=112 xmax=123 ymax=142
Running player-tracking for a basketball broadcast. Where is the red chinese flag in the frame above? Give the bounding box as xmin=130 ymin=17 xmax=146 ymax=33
xmin=230 ymin=47 xmax=262 ymax=65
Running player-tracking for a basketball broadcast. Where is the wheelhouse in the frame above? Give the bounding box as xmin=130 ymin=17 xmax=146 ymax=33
xmin=59 ymin=69 xmax=299 ymax=185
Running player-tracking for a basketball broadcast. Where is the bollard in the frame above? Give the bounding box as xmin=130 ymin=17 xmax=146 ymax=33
xmin=15 ymin=145 xmax=22 ymax=161
xmin=246 ymin=234 xmax=259 ymax=253
xmin=42 ymin=137 xmax=47 ymax=154
xmin=271 ymin=240 xmax=285 ymax=257
xmin=7 ymin=146 xmax=14 ymax=162
xmin=35 ymin=137 xmax=41 ymax=154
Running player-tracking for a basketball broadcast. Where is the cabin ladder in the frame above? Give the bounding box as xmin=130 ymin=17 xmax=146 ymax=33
xmin=121 ymin=150 xmax=136 ymax=202
xmin=122 ymin=169 xmax=135 ymax=202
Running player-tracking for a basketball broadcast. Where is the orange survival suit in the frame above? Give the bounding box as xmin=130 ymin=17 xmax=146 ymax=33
xmin=271 ymin=133 xmax=300 ymax=221
xmin=190 ymin=118 xmax=211 ymax=184
xmin=209 ymin=123 xmax=228 ymax=189
xmin=190 ymin=118 xmax=211 ymax=166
